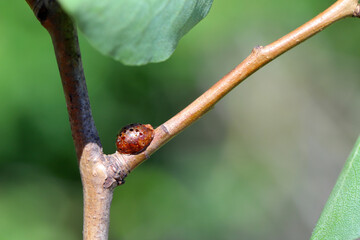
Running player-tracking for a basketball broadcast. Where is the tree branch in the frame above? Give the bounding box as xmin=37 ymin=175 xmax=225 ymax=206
xmin=26 ymin=0 xmax=101 ymax=159
xmin=117 ymin=0 xmax=360 ymax=171
xmin=25 ymin=1 xmax=125 ymax=240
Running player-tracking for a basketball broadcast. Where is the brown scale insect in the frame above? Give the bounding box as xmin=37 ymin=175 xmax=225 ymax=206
xmin=116 ymin=123 xmax=154 ymax=155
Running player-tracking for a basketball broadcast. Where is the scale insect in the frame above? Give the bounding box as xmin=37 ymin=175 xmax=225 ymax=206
xmin=116 ymin=123 xmax=154 ymax=154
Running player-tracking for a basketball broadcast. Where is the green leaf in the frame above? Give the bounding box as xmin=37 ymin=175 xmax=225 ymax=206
xmin=58 ymin=0 xmax=213 ymax=65
xmin=311 ymin=136 xmax=360 ymax=240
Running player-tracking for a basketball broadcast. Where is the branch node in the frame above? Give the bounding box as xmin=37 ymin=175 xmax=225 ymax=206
xmin=252 ymin=45 xmax=264 ymax=54
xmin=103 ymin=153 xmax=131 ymax=189
xmin=160 ymin=124 xmax=170 ymax=135
xmin=353 ymin=4 xmax=360 ymax=17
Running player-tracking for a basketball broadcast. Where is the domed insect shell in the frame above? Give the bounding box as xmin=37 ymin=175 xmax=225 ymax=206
xmin=116 ymin=123 xmax=154 ymax=155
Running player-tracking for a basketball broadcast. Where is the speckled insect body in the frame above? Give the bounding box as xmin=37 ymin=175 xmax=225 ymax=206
xmin=116 ymin=123 xmax=154 ymax=154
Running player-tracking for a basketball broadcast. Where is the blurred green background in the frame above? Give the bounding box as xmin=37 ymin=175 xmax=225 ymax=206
xmin=1 ymin=1 xmax=360 ymax=239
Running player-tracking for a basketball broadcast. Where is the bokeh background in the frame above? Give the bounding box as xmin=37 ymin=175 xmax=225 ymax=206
xmin=1 ymin=1 xmax=360 ymax=239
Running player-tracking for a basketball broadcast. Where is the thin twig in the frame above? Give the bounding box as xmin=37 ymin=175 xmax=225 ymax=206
xmin=118 ymin=0 xmax=359 ymax=171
